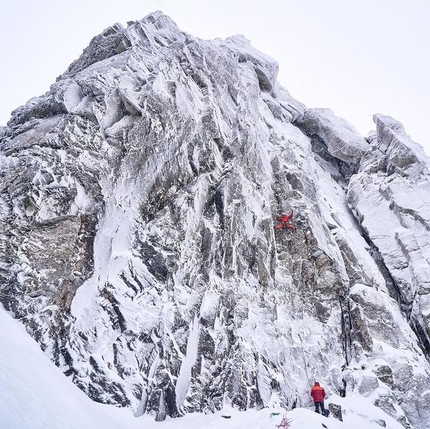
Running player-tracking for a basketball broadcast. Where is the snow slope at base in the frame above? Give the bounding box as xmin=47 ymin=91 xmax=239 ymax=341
xmin=0 ymin=305 xmax=405 ymax=429
xmin=0 ymin=305 xmax=120 ymax=429
xmin=105 ymin=401 xmax=406 ymax=429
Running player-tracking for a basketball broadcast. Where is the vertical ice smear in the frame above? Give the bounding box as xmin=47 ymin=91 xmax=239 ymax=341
xmin=71 ymin=175 xmax=136 ymax=320
xmin=175 ymin=316 xmax=200 ymax=410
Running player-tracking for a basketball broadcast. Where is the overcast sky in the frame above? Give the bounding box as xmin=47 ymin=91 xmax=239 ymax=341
xmin=1 ymin=0 xmax=429 ymax=153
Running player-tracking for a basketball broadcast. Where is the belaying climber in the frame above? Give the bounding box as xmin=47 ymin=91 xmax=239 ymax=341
xmin=310 ymin=381 xmax=329 ymax=417
xmin=274 ymin=210 xmax=295 ymax=230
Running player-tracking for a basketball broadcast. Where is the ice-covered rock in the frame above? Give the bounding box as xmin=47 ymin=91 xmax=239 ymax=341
xmin=1 ymin=11 xmax=430 ymax=428
xmin=373 ymin=114 xmax=430 ymax=176
xmin=296 ymin=107 xmax=369 ymax=166
xmin=348 ymin=115 xmax=430 ymax=352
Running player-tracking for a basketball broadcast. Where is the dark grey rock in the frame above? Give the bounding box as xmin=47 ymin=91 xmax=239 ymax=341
xmin=328 ymin=403 xmax=343 ymax=421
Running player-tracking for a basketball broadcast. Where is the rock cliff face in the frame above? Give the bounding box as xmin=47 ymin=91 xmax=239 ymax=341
xmin=0 ymin=11 xmax=429 ymax=427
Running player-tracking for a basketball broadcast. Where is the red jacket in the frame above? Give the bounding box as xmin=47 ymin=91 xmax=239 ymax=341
xmin=310 ymin=382 xmax=325 ymax=402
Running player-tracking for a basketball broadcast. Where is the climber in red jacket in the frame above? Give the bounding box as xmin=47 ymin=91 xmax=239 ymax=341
xmin=274 ymin=211 xmax=295 ymax=230
xmin=310 ymin=382 xmax=329 ymax=416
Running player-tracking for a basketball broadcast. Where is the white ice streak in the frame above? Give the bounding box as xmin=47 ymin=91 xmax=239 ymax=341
xmin=175 ymin=316 xmax=200 ymax=410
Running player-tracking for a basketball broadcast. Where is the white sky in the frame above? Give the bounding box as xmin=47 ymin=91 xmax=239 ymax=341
xmin=1 ymin=0 xmax=429 ymax=153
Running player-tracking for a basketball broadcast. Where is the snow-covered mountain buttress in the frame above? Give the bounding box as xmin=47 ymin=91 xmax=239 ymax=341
xmin=1 ymin=11 xmax=430 ymax=427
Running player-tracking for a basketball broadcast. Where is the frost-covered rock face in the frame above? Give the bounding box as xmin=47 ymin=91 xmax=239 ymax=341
xmin=297 ymin=107 xmax=369 ymax=167
xmin=348 ymin=114 xmax=430 ymax=348
xmin=1 ymin=11 xmax=430 ymax=428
